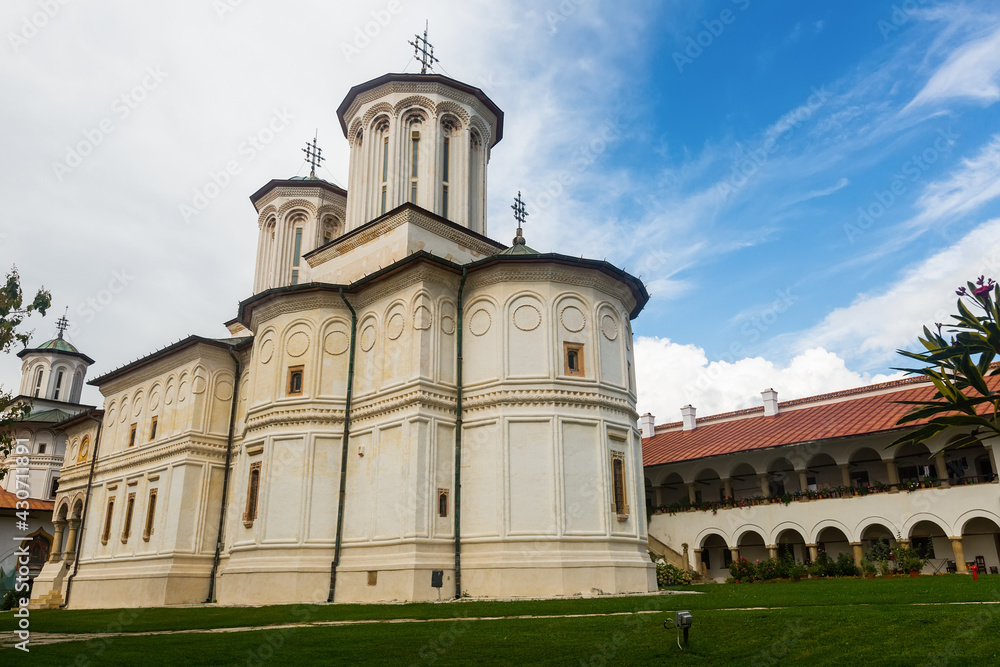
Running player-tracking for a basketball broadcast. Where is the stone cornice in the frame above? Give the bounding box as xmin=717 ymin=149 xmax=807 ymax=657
xmin=249 ymin=292 xmax=344 ymax=331
xmin=463 ymin=388 xmax=638 ymax=420
xmin=351 ymin=263 xmax=459 ymax=311
xmin=466 ymin=265 xmax=636 ymax=314
xmin=95 ymin=342 xmax=237 ymax=396
xmin=60 ymin=437 xmax=229 ymax=482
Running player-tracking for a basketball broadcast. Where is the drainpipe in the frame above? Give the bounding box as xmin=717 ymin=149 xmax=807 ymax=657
xmin=206 ymin=346 xmax=242 ymax=603
xmin=329 ymin=287 xmax=357 ymax=602
xmin=61 ymin=411 xmax=103 ymax=609
xmin=454 ymin=268 xmax=467 ymax=599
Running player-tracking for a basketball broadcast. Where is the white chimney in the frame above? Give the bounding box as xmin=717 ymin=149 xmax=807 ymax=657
xmin=640 ymin=413 xmax=656 ymax=437
xmin=681 ymin=404 xmax=696 ymax=431
xmin=762 ymin=388 xmax=778 ymax=417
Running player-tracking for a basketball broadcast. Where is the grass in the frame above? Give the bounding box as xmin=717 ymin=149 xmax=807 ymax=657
xmin=5 ymin=576 xmax=1000 ymax=665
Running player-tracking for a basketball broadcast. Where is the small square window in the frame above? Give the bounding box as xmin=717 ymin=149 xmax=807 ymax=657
xmin=128 ymin=424 xmax=137 ymax=447
xmin=149 ymin=416 xmax=158 ymax=440
xmin=564 ymin=343 xmax=585 ymax=377
xmin=287 ymin=366 xmax=304 ymax=395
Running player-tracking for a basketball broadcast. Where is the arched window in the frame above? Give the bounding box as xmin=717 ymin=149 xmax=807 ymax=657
xmin=403 ymin=110 xmax=426 ymax=206
xmin=291 ymin=226 xmax=303 ymax=285
xmin=53 ymin=369 xmax=65 ymax=400
xmin=33 ymin=367 xmax=44 ymax=397
xmin=469 ymin=129 xmax=483 ymax=228
xmin=440 ymin=118 xmax=457 ymax=219
xmin=372 ymin=118 xmax=390 ymax=216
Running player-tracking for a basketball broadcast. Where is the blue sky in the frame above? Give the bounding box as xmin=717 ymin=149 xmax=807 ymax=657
xmin=2 ymin=0 xmax=1000 ymax=422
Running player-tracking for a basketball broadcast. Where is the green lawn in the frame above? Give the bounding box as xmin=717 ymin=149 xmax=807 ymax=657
xmin=5 ymin=576 xmax=1000 ymax=665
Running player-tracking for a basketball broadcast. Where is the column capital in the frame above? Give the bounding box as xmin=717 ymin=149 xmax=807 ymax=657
xmin=805 ymin=543 xmax=817 ymax=548
xmin=949 ymin=536 xmax=963 ymax=542
xmin=849 ymin=541 xmax=862 ymax=547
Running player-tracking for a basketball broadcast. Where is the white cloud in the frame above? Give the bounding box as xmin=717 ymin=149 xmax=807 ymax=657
xmin=801 ymin=217 xmax=1000 ymax=367
xmin=913 ymin=134 xmax=1000 ymax=227
xmin=906 ymin=23 xmax=1000 ymax=109
xmin=634 ymin=337 xmax=899 ymax=422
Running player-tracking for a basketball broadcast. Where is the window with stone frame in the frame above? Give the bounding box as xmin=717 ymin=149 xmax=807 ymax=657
xmin=287 ymin=366 xmax=304 ymax=395
xmin=564 ymin=342 xmax=585 ymax=377
xmin=121 ymin=492 xmax=136 ymax=543
xmin=101 ymin=497 xmax=115 ymax=545
xmin=143 ymin=489 xmax=158 ymax=541
xmin=610 ymin=450 xmax=629 ymax=519
xmin=243 ymin=462 xmax=262 ymax=526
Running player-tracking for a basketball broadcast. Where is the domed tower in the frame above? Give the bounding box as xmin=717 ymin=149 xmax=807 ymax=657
xmin=250 ymin=171 xmax=347 ymax=294
xmin=17 ymin=317 xmax=94 ymax=404
xmin=336 ymin=73 xmax=502 ymax=235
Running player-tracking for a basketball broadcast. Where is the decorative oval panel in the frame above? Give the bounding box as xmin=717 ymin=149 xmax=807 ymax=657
xmin=560 ymin=306 xmax=586 ymax=332
xmin=192 ymin=373 xmax=207 ymax=394
xmin=414 ymin=304 xmax=432 ymax=330
xmin=119 ymin=399 xmax=130 ymax=422
xmin=441 ymin=315 xmax=456 ymax=335
xmin=286 ymin=331 xmax=310 ymax=358
xmin=259 ymin=338 xmax=274 ymax=364
xmin=324 ymin=330 xmax=350 ymax=355
xmin=360 ymin=325 xmax=377 ymax=352
xmin=216 ymin=380 xmax=234 ymax=402
xmin=513 ymin=304 xmax=541 ymax=331
xmin=386 ymin=312 xmax=405 ymax=340
xmin=469 ymin=309 xmax=492 ymax=336
xmin=148 ymin=390 xmax=161 ymax=411
xmin=601 ymin=314 xmax=619 ymax=341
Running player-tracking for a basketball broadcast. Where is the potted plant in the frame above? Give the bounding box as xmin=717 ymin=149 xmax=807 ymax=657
xmin=861 ymin=558 xmax=877 ymax=578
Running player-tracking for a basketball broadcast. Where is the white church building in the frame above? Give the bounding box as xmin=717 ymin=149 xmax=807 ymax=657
xmin=29 ymin=65 xmax=656 ymax=609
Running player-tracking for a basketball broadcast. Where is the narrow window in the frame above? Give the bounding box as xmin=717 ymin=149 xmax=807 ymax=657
xmin=611 ymin=453 xmax=628 ymax=517
xmin=121 ymin=492 xmax=135 ymax=543
xmin=243 ymin=462 xmax=262 ymax=526
xmin=287 ymin=366 xmax=304 ymax=395
xmin=143 ymin=489 xmax=157 ymax=541
xmin=441 ymin=134 xmax=450 ymax=218
xmin=33 ymin=368 xmax=43 ymax=397
xmin=38 ymin=443 xmax=46 ymax=454
xmin=564 ymin=343 xmax=585 ymax=377
xmin=292 ymin=228 xmax=302 ymax=267
xmin=438 ymin=489 xmax=449 ymax=518
xmin=149 ymin=416 xmax=158 ymax=440
xmin=380 ymin=135 xmax=389 ymax=215
xmin=101 ymin=497 xmax=115 ymax=545
xmin=50 ymin=478 xmax=59 ymax=499
xmin=410 ymin=131 xmax=419 ymax=204
xmin=54 ymin=370 xmax=64 ymax=400
xmin=291 ymin=269 xmax=299 ymax=285
xmin=129 ymin=423 xmax=137 ymax=447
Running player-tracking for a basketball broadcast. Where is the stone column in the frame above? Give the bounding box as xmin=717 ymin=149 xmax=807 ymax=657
xmin=988 ymin=443 xmax=999 ymax=482
xmin=797 ymin=470 xmax=809 ymax=492
xmin=886 ymin=461 xmax=900 ymax=491
xmin=723 ymin=478 xmax=733 ymax=499
xmin=693 ymin=549 xmax=704 ymax=576
xmin=850 ymin=542 xmax=864 ymax=563
xmin=950 ymin=537 xmax=967 ymax=573
xmin=687 ymin=483 xmax=697 ymax=504
xmin=898 ymin=538 xmax=911 ymax=549
xmin=48 ymin=520 xmax=66 ymax=563
xmin=730 ymin=547 xmax=740 ymax=563
xmin=807 ymin=543 xmax=818 ymax=563
xmin=935 ymin=451 xmax=950 ymax=487
xmin=682 ymin=543 xmax=690 ymax=570
xmin=63 ymin=519 xmax=81 ymax=563
xmin=768 ymin=545 xmax=778 ymax=560
xmin=840 ymin=464 xmax=851 ymax=487
xmin=759 ymin=474 xmax=770 ymax=498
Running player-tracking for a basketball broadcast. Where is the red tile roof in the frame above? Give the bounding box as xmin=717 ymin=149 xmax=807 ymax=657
xmin=642 ymin=375 xmax=999 ymax=467
xmin=0 ymin=485 xmax=55 ymax=511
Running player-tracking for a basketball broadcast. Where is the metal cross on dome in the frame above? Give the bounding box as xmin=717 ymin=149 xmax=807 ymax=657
xmin=409 ymin=21 xmax=438 ymax=74
xmin=511 ymin=191 xmax=528 ymax=245
xmin=55 ymin=307 xmax=69 ymax=339
xmin=302 ymin=133 xmax=325 ymax=177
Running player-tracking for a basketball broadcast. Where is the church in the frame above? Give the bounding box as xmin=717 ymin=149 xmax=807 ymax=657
xmin=29 ymin=52 xmax=656 ymax=608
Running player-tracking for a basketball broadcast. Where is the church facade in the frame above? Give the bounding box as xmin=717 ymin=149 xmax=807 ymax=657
xmin=30 ymin=70 xmax=655 ymax=609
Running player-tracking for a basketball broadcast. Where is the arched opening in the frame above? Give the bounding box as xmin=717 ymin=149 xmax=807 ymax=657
xmin=737 ymin=530 xmax=768 ymax=563
xmin=818 ymin=526 xmax=852 ymax=560
xmin=693 ymin=468 xmax=723 ymax=504
xmin=776 ymin=528 xmax=807 ymax=562
xmin=805 ymin=453 xmax=839 ymax=491
xmin=895 ymin=442 xmax=935 ymax=483
xmin=848 ymin=447 xmax=885 ymax=487
xmin=700 ymin=533 xmax=731 ymax=580
xmin=729 ymin=463 xmax=758 ymax=500
xmin=654 ymin=472 xmax=686 ymax=507
xmin=909 ymin=520 xmax=949 ymax=574
xmin=962 ymin=517 xmax=1000 ymax=574
xmin=644 ymin=477 xmax=653 ymax=515
xmin=941 ymin=438 xmax=995 ymax=485
xmin=767 ymin=457 xmax=795 ymax=496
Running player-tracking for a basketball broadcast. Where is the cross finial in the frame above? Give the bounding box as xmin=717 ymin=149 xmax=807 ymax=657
xmin=511 ymin=191 xmax=528 ymax=245
xmin=408 ymin=20 xmax=438 ymax=74
xmin=302 ymin=132 xmax=325 ymax=178
xmin=55 ymin=307 xmax=69 ymax=339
